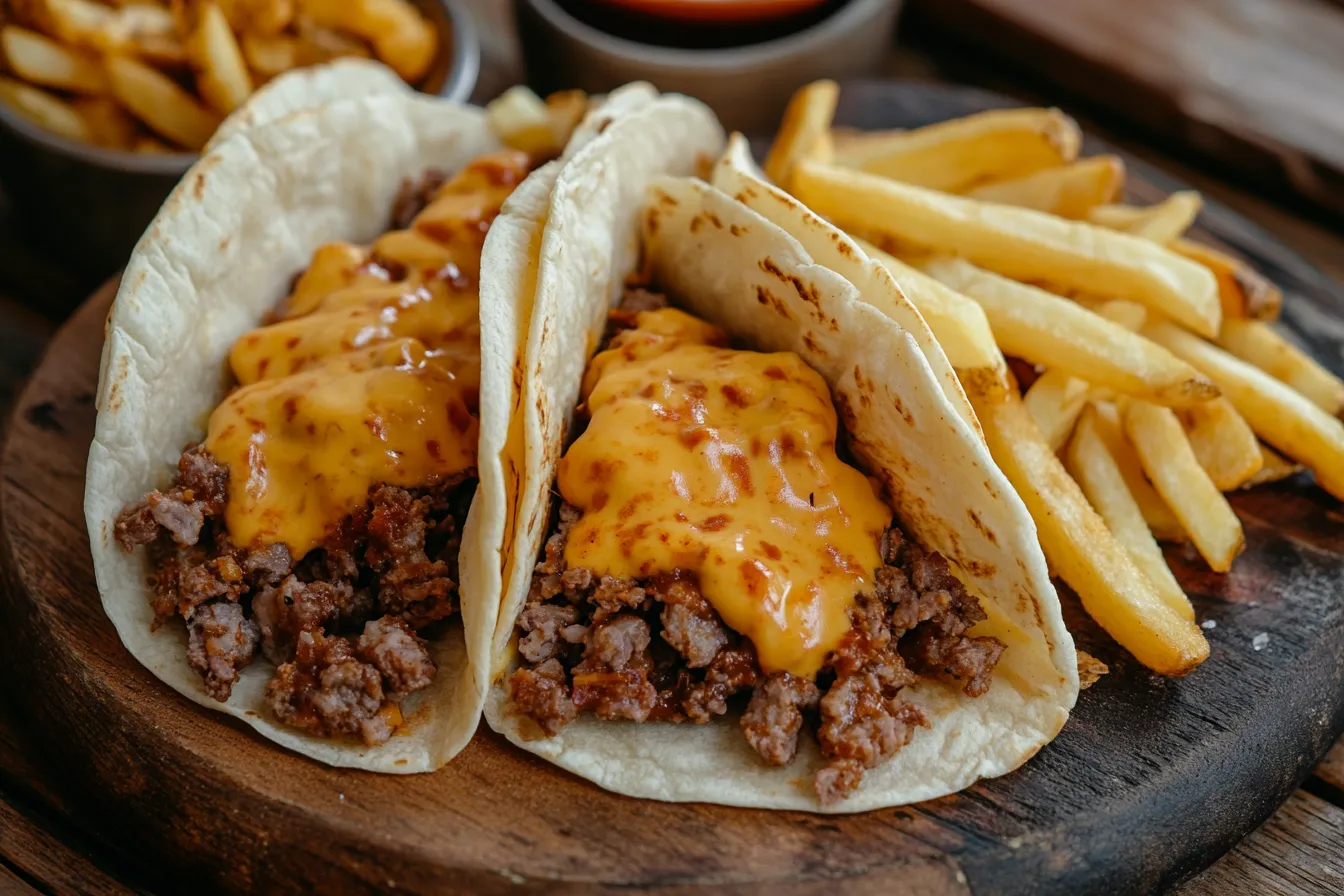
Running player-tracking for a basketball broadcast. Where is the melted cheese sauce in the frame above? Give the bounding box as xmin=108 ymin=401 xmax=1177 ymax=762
xmin=560 ymin=308 xmax=892 ymax=677
xmin=205 ymin=150 xmax=530 ymax=555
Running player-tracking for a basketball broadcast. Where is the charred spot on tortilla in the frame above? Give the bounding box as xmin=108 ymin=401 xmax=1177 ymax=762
xmin=112 ymin=150 xmax=536 ymax=746
xmin=507 ymin=287 xmax=1006 ymax=804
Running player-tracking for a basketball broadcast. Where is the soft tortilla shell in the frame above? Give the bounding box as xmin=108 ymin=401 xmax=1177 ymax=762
xmin=487 ymin=152 xmax=1076 ymax=811
xmin=86 ymin=93 xmax=502 ymax=773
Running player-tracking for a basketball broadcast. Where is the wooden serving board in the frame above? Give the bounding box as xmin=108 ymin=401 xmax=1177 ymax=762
xmin=2 ymin=83 xmax=1343 ymax=895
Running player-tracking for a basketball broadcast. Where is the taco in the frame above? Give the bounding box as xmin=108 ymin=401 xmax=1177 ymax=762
xmin=83 ymin=84 xmax=635 ymax=773
xmin=485 ymin=115 xmax=1078 ymax=810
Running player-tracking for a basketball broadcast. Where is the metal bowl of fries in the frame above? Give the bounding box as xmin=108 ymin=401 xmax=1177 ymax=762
xmin=0 ymin=0 xmax=478 ymax=276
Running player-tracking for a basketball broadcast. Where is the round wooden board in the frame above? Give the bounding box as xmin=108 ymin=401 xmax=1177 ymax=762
xmin=3 ymin=82 xmax=1344 ymax=896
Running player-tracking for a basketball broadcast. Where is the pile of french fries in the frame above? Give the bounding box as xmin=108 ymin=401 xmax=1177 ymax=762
xmin=765 ymin=81 xmax=1344 ymax=676
xmin=0 ymin=0 xmax=439 ymax=152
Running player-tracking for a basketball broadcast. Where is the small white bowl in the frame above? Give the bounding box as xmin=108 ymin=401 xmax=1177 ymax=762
xmin=515 ymin=0 xmax=903 ymax=133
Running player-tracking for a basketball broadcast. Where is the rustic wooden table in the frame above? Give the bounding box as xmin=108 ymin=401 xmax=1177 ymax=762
xmin=0 ymin=3 xmax=1342 ymax=893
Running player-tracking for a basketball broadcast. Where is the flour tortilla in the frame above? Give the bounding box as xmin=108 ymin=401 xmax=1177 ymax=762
xmin=206 ymin=59 xmax=411 ymax=152
xmin=86 ymin=92 xmax=504 ymax=773
xmin=486 ymin=124 xmax=1076 ymax=811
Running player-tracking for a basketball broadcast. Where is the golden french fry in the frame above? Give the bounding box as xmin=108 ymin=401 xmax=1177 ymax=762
xmin=1088 ymin=192 xmax=1202 ymax=244
xmin=1147 ymin=320 xmax=1344 ymax=500
xmin=41 ymin=0 xmax=183 ymax=62
xmin=965 ymin=379 xmax=1208 ymax=675
xmin=486 ymin=85 xmax=559 ymax=155
xmin=1067 ymin=406 xmax=1194 ymax=621
xmin=218 ymin=0 xmax=294 ymax=35
xmin=966 ymin=155 xmax=1125 ymax=218
xmin=73 ymin=96 xmax=137 ymax=148
xmin=105 ymin=54 xmax=220 ymax=149
xmin=763 ymin=79 xmax=837 ymax=188
xmin=1241 ymin=444 xmax=1303 ymax=489
xmin=852 ymin=237 xmax=1003 ymax=375
xmin=1178 ymin=397 xmax=1263 ymax=491
xmin=240 ymin=31 xmax=299 ymax=78
xmin=1172 ymin=239 xmax=1282 ymax=322
xmin=299 ymin=0 xmax=436 ymax=82
xmin=1215 ymin=319 xmax=1343 ymax=415
xmin=1 ymin=25 xmax=105 ymax=94
xmin=834 ymin=107 xmax=1081 ymax=193
xmin=187 ymin=2 xmax=252 ymax=114
xmin=795 ymin=161 xmax=1222 ymax=337
xmin=133 ymin=133 xmax=176 ymax=153
xmin=545 ymin=89 xmax=586 ymax=150
xmin=921 ymin=256 xmax=1218 ymax=405
xmin=1078 ymin=297 xmax=1148 ymax=332
xmin=1024 ymin=369 xmax=1090 ymax=451
xmin=1089 ymin=401 xmax=1186 ymax=542
xmin=0 ymin=74 xmax=91 ymax=141
xmin=1124 ymin=400 xmax=1245 ymax=572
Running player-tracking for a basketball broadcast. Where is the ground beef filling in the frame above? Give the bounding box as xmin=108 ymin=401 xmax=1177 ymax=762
xmin=115 ymin=444 xmax=472 ymax=745
xmin=509 ymin=503 xmax=1006 ymax=804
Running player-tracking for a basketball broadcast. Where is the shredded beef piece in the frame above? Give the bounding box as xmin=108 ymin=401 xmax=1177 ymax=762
xmin=380 ymin=560 xmax=456 ymax=627
xmin=897 ymin=544 xmax=1005 ymax=697
xmin=654 ymin=576 xmax=728 ymax=668
xmin=389 ymin=168 xmax=447 ymax=230
xmin=815 ymin=670 xmax=926 ymax=804
xmin=252 ymin=575 xmax=344 ymax=664
xmin=268 ymin=631 xmax=392 ymax=745
xmin=681 ymin=643 xmax=759 ymax=722
xmin=114 ymin=445 xmax=229 ymax=550
xmin=364 ymin=484 xmax=460 ymax=627
xmin=589 ymin=576 xmax=648 ymax=621
xmin=571 ymin=614 xmax=657 ymax=721
xmin=186 ymin=600 xmax=258 ymax=701
xmin=517 ymin=604 xmax=585 ymax=663
xmin=364 ymin=486 xmax=430 ymax=571
xmin=243 ymin=543 xmax=293 ymax=585
xmin=814 ymin=760 xmax=865 ymax=806
xmin=153 ymin=548 xmax=244 ymax=624
xmin=509 ymin=659 xmax=576 ymax=736
xmin=357 ymin=617 xmax=435 ymax=698
xmin=741 ymin=672 xmax=819 ymax=766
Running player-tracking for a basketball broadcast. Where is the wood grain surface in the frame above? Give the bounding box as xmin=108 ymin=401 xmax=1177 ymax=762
xmin=2 ymin=83 xmax=1344 ymax=894
xmin=905 ymin=0 xmax=1344 ymax=221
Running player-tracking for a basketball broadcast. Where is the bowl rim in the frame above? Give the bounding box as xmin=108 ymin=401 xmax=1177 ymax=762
xmin=519 ymin=0 xmax=899 ymax=68
xmin=0 ymin=0 xmax=481 ymax=174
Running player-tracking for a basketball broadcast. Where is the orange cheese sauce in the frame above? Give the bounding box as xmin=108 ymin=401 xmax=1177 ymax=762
xmin=205 ymin=150 xmax=530 ymax=556
xmin=559 ymin=308 xmax=893 ymax=677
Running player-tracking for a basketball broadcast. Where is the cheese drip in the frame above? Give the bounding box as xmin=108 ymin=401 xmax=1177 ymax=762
xmin=206 ymin=150 xmax=530 ymax=555
xmin=560 ymin=308 xmax=893 ymax=677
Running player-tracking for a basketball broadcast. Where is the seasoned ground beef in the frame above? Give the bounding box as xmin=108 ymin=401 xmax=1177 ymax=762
xmin=115 ymin=455 xmax=474 ymax=744
xmin=506 ymin=286 xmax=1004 ymax=803
xmin=509 ymin=502 xmax=1004 ymax=803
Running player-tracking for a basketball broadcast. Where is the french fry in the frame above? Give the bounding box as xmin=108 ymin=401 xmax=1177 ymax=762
xmin=1088 ymin=191 xmax=1202 ymax=244
xmin=762 ymin=79 xmax=837 ymax=188
xmin=921 ymin=256 xmax=1219 ymax=406
xmin=1079 ymin=297 xmax=1148 ymax=333
xmin=1215 ymin=319 xmax=1344 ymax=415
xmin=852 ymin=237 xmax=1003 ymax=374
xmin=1024 ymin=369 xmax=1090 ymax=450
xmin=965 ymin=155 xmax=1125 ymax=218
xmin=240 ymin=31 xmax=299 ymax=78
xmin=1089 ymin=402 xmax=1186 ymax=542
xmin=795 ymin=160 xmax=1222 ymax=337
xmin=105 ymin=53 xmax=220 ymax=149
xmin=1178 ymin=397 xmax=1262 ymax=490
xmin=1146 ymin=320 xmax=1344 ymax=500
xmin=833 ymin=107 xmax=1081 ymax=193
xmin=1 ymin=25 xmax=105 ymax=94
xmin=1172 ymin=239 xmax=1282 ymax=321
xmin=299 ymin=0 xmax=435 ymax=82
xmin=1124 ymin=400 xmax=1245 ymax=572
xmin=187 ymin=2 xmax=252 ymax=114
xmin=0 ymin=75 xmax=90 ymax=141
xmin=965 ymin=380 xmax=1209 ymax=675
xmin=218 ymin=0 xmax=294 ymax=35
xmin=292 ymin=17 xmax=371 ymax=64
xmin=41 ymin=0 xmax=182 ymax=61
xmin=545 ymin=89 xmax=587 ymax=150
xmin=1241 ymin=444 xmax=1303 ymax=489
xmin=73 ymin=96 xmax=137 ymax=148
xmin=486 ymin=85 xmax=557 ymax=155
xmin=1067 ymin=406 xmax=1194 ymax=621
